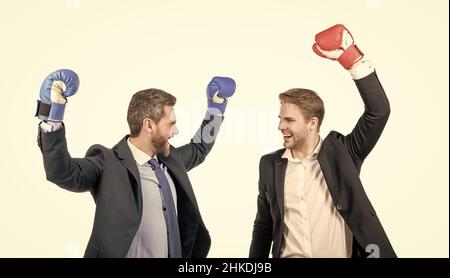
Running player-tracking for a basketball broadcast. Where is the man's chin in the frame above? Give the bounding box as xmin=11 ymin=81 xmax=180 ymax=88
xmin=155 ymin=142 xmax=171 ymax=157
xmin=160 ymin=143 xmax=171 ymax=157
xmin=283 ymin=142 xmax=292 ymax=149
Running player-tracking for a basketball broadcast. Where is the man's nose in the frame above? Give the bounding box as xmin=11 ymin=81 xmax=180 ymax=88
xmin=173 ymin=125 xmax=179 ymax=136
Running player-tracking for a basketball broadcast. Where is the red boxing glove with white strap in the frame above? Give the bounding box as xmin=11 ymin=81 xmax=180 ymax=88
xmin=312 ymin=24 xmax=364 ymax=70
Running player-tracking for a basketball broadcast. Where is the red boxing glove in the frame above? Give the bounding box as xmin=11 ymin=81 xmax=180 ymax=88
xmin=313 ymin=24 xmax=364 ymax=69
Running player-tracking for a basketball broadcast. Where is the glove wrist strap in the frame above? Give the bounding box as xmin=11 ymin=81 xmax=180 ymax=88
xmin=338 ymin=45 xmax=364 ymax=69
xmin=35 ymin=100 xmax=51 ymax=120
xmin=48 ymin=102 xmax=65 ymax=122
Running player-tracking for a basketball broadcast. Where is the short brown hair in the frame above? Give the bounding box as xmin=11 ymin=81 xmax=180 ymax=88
xmin=127 ymin=88 xmax=176 ymax=137
xmin=279 ymin=88 xmax=325 ymax=128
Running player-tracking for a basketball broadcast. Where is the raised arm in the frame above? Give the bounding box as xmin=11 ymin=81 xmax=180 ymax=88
xmin=313 ymin=24 xmax=390 ymax=162
xmin=176 ymin=76 xmax=236 ymax=171
xmin=36 ymin=69 xmax=105 ymax=192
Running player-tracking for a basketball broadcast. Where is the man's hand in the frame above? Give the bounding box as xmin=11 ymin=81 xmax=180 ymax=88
xmin=312 ymin=24 xmax=364 ymax=70
xmin=35 ymin=69 xmax=80 ymax=122
xmin=206 ymin=76 xmax=236 ymax=115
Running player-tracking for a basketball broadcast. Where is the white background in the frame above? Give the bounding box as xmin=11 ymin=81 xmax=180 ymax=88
xmin=0 ymin=0 xmax=448 ymax=257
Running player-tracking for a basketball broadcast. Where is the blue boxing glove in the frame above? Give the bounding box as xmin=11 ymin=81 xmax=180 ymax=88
xmin=206 ymin=76 xmax=236 ymax=115
xmin=35 ymin=69 xmax=80 ymax=122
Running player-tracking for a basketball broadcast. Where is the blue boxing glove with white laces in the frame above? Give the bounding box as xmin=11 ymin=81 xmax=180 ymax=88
xmin=206 ymin=76 xmax=236 ymax=115
xmin=35 ymin=69 xmax=79 ymax=122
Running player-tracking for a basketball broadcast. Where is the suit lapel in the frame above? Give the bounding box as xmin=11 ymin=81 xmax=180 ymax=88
xmin=317 ymin=142 xmax=337 ymax=200
xmin=274 ymin=154 xmax=287 ymax=218
xmin=114 ymin=136 xmax=143 ymax=217
xmin=158 ymin=151 xmax=199 ymax=212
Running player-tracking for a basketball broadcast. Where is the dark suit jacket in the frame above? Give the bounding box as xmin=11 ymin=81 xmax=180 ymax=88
xmin=37 ymin=113 xmax=222 ymax=258
xmin=249 ymin=72 xmax=397 ymax=258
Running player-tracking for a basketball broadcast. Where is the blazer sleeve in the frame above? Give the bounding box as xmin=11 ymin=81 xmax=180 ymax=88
xmin=249 ymin=157 xmax=274 ymax=258
xmin=37 ymin=124 xmax=106 ymax=192
xmin=345 ymin=71 xmax=391 ymax=163
xmin=175 ymin=112 xmax=224 ymax=172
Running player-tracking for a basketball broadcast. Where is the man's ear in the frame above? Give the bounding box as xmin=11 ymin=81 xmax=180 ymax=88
xmin=309 ymin=117 xmax=319 ymax=131
xmin=142 ymin=118 xmax=155 ymax=134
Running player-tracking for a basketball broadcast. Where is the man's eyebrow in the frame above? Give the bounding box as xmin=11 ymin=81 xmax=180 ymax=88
xmin=279 ymin=116 xmax=295 ymax=120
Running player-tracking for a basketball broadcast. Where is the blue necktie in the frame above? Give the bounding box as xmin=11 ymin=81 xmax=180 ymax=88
xmin=148 ymin=158 xmax=182 ymax=258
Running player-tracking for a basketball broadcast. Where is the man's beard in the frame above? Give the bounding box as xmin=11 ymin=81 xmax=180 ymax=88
xmin=283 ymin=134 xmax=306 ymax=151
xmin=152 ymin=135 xmax=170 ymax=157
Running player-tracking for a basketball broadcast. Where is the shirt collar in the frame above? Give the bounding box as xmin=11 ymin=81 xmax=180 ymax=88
xmin=282 ymin=136 xmax=323 ymax=162
xmin=127 ymin=138 xmax=157 ymax=166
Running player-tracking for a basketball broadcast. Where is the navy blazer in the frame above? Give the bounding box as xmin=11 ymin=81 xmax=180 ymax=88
xmin=250 ymin=72 xmax=397 ymax=258
xmin=38 ymin=113 xmax=222 ymax=258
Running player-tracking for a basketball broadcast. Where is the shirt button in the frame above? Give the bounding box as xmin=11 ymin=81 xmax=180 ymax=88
xmin=336 ymin=205 xmax=342 ymax=211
